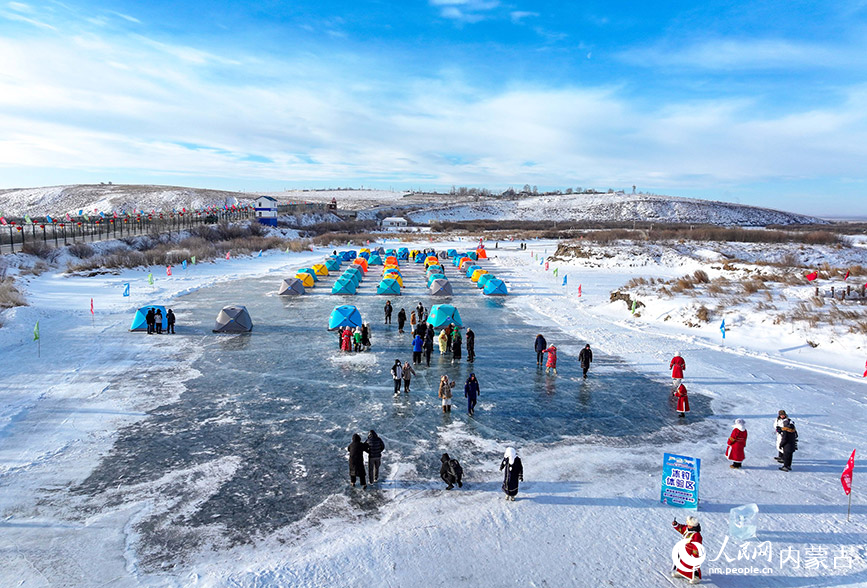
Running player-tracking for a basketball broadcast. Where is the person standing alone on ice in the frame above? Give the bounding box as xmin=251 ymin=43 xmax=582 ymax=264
xmin=465 ymin=327 xmax=475 ymax=362
xmin=366 ymin=430 xmax=385 ymax=484
xmin=670 ymin=351 xmax=685 ymax=390
xmin=464 ymin=373 xmax=480 ymax=416
xmin=384 ymin=300 xmax=393 ymax=324
xmin=578 ymin=344 xmax=593 ymax=378
xmin=397 ymin=308 xmax=407 ymax=333
xmin=423 ymin=328 xmax=434 ymax=366
xmin=671 ymin=516 xmax=703 ymax=584
xmin=534 ymin=334 xmax=547 ymax=366
xmin=402 ymin=360 xmax=416 ymax=393
xmin=166 ymin=309 xmax=176 ymax=334
xmin=500 ymin=447 xmax=523 ymax=501
xmin=390 ymin=359 xmax=403 ymax=396
xmin=544 ymin=344 xmax=558 ymax=375
xmin=774 ymin=410 xmax=788 ymax=463
xmin=726 ymin=418 xmax=747 ymax=468
xmin=440 ymin=453 xmax=463 ymax=490
xmin=438 ymin=375 xmax=455 ymax=413
xmin=673 ymin=383 xmax=690 ymax=418
xmin=347 ymin=433 xmax=369 ymax=489
xmin=778 ymin=418 xmax=798 ymax=472
xmin=412 ymin=332 xmax=423 ymax=364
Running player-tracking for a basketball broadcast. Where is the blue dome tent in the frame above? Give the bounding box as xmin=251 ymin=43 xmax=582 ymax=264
xmin=427 ymin=304 xmax=462 ymax=328
xmin=377 ymin=278 xmax=401 ymax=295
xmin=397 ymin=247 xmax=409 ymax=260
xmin=427 ymin=273 xmax=446 ymax=287
xmin=465 ymin=265 xmax=482 ymax=278
xmin=477 ymin=273 xmax=495 ymax=289
xmin=298 ymin=267 xmax=319 ymax=282
xmin=328 ymin=305 xmax=363 ymax=330
xmin=483 ymin=278 xmax=508 ymax=296
xmin=130 ymin=305 xmax=168 ymax=331
xmin=325 ymin=258 xmax=342 ymax=271
xmin=332 ymin=279 xmax=358 ymax=295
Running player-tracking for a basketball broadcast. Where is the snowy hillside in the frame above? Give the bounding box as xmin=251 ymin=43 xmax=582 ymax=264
xmin=0 ymin=184 xmax=249 ymax=216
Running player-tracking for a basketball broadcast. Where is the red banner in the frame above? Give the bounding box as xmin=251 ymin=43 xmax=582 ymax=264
xmin=806 ymin=271 xmax=818 ymax=281
xmin=842 ymin=449 xmax=856 ymax=495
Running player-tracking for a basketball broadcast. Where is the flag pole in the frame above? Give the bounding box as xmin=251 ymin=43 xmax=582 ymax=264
xmin=37 ymin=337 xmax=40 ymax=358
xmin=848 ymin=490 xmax=852 ymax=522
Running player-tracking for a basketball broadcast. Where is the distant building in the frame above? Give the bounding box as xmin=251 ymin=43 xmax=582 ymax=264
xmin=382 ymin=217 xmax=408 ymax=229
xmin=254 ymin=195 xmax=278 ymax=226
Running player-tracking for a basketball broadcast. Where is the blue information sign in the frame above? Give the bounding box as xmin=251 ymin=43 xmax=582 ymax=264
xmin=661 ymin=453 xmax=700 ymax=509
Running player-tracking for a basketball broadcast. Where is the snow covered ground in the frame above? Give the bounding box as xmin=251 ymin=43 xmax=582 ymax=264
xmin=0 ymin=238 xmax=865 ymax=587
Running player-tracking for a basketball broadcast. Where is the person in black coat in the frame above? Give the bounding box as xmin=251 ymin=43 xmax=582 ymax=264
xmin=347 ymin=433 xmax=369 ymax=488
xmin=464 ymin=373 xmax=480 ymax=416
xmin=500 ymin=447 xmax=523 ymax=501
xmin=384 ymin=301 xmax=393 ymax=324
xmin=778 ymin=419 xmax=798 ymax=472
xmin=423 ymin=328 xmax=434 ymax=367
xmin=451 ymin=329 xmax=462 ymax=364
xmin=578 ymin=344 xmax=593 ymax=378
xmin=166 ymin=309 xmax=176 ymax=334
xmin=440 ymin=453 xmax=463 ymax=490
xmin=366 ymin=430 xmax=385 ymax=484
xmin=465 ymin=328 xmax=475 ymax=362
xmin=416 ymin=321 xmax=427 ymax=342
xmin=534 ymin=334 xmax=547 ymax=366
xmin=146 ymin=308 xmax=155 ymax=334
xmin=397 ymin=308 xmax=407 ymax=333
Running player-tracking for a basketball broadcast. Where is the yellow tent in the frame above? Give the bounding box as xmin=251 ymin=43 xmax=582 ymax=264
xmin=383 ymin=272 xmax=404 ymax=287
xmin=295 ymin=273 xmax=315 ymax=288
xmin=312 ymin=264 xmax=329 ymax=276
xmin=471 ymin=269 xmax=489 ymax=282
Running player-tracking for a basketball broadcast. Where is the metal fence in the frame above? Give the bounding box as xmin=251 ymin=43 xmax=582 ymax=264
xmin=0 ymin=207 xmax=254 ymax=255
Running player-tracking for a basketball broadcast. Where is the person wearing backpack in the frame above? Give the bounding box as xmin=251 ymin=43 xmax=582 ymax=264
xmin=778 ymin=419 xmax=798 ymax=472
xmin=440 ymin=453 xmax=463 ymax=490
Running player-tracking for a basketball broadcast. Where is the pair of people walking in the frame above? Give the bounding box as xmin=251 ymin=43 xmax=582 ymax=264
xmin=670 ymin=352 xmax=690 ymax=418
xmin=347 ymin=430 xmax=386 ymax=488
xmin=534 ymin=335 xmax=592 ymax=377
xmin=439 ymin=447 xmax=523 ymax=500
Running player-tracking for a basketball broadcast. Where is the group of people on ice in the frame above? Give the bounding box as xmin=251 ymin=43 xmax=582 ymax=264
xmin=338 ymin=323 xmax=372 ymax=352
xmin=144 ymin=307 xmax=175 ymax=334
xmin=533 ymin=333 xmax=593 ymax=377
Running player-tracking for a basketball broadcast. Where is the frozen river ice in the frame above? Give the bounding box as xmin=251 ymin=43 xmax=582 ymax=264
xmin=73 ymin=257 xmax=709 ymax=568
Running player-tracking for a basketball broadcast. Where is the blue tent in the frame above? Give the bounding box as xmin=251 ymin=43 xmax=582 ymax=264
xmin=426 ymin=265 xmax=444 ymax=275
xmin=415 ymin=254 xmax=425 ymax=264
xmin=483 ymin=278 xmax=508 ymax=296
xmin=465 ymin=265 xmax=482 ymax=278
xmin=339 ymin=273 xmax=361 ymax=287
xmin=130 ymin=305 xmax=167 ymax=331
xmin=328 ymin=305 xmax=363 ymax=329
xmin=467 ymin=251 xmax=478 ymax=261
xmin=397 ymin=247 xmax=409 ymax=260
xmin=452 ymin=256 xmax=464 ymax=267
xmin=427 ymin=304 xmax=462 ymax=328
xmin=339 ymin=250 xmax=356 ymax=261
xmin=377 ymin=278 xmax=401 ymax=295
xmin=343 ymin=268 xmax=363 ymax=281
xmin=358 ymin=251 xmax=370 ymax=260
xmin=368 ymin=254 xmax=383 ymax=265
xmin=385 ymin=249 xmax=396 ymax=257
xmin=332 ymin=280 xmax=358 ymax=295
xmin=447 ymin=248 xmax=458 ymax=258
xmin=427 ymin=273 xmax=446 ymax=287
xmin=477 ymin=273 xmax=495 ymax=289
xmin=298 ymin=267 xmax=319 ymax=282
xmin=325 ymin=258 xmax=342 ymax=271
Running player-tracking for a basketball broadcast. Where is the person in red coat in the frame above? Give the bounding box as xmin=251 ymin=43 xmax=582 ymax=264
xmin=726 ymin=418 xmax=747 ymax=468
xmin=544 ymin=345 xmax=558 ymax=375
xmin=673 ymin=383 xmax=689 ymax=418
xmin=670 ymin=352 xmax=686 ymax=390
xmin=671 ymin=516 xmax=704 ymax=583
xmin=341 ymin=327 xmax=352 ymax=352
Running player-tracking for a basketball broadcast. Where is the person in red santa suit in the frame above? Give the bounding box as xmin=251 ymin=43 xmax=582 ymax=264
xmin=726 ymin=418 xmax=748 ymax=468
xmin=671 ymin=516 xmax=704 ymax=584
xmin=670 ymin=351 xmax=686 ymax=390
xmin=673 ymin=383 xmax=690 ymax=418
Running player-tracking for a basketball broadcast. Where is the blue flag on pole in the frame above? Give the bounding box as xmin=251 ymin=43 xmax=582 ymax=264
xmin=258 ymin=250 xmax=263 ymax=257
xmin=720 ymin=319 xmax=726 ymax=339
xmin=123 ymin=283 xmax=130 ymax=297
xmin=182 ymin=259 xmax=187 ymax=270
xmin=562 ymin=275 xmax=567 ymax=286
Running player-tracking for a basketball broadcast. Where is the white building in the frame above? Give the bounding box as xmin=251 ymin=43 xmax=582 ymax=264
xmin=382 ymin=217 xmax=408 ymax=229
xmin=253 ymin=196 xmax=278 ymax=226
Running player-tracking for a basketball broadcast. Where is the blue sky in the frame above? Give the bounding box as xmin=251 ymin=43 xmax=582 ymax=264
xmin=1 ymin=1 xmax=866 ymax=216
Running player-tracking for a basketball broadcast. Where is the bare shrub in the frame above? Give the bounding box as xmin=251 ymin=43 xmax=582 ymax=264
xmin=696 ymin=305 xmax=710 ymax=322
xmin=20 ymin=240 xmax=54 ymax=259
xmin=742 ymin=279 xmax=764 ymax=294
xmin=0 ymin=277 xmax=26 ymax=308
xmin=692 ymin=269 xmax=709 ymax=283
xmin=68 ymin=242 xmax=95 ymax=259
xmin=625 ymin=277 xmax=649 ymax=288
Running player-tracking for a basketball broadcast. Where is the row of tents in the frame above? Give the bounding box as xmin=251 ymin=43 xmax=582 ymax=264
xmin=130 ymin=304 xmax=253 ymax=333
xmin=453 ymin=253 xmax=508 ymax=296
xmin=328 ymin=303 xmax=463 ymax=331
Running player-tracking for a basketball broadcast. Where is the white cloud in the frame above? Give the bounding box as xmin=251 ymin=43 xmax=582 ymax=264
xmin=510 ymin=10 xmax=538 ymax=23
xmin=429 ymin=0 xmax=499 ymax=22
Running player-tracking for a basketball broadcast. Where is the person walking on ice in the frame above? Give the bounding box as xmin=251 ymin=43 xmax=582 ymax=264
xmin=465 ymin=327 xmax=475 ymax=362
xmin=671 ymin=516 xmax=704 ymax=584
xmin=774 ymin=410 xmax=788 ymax=463
xmin=384 ymin=300 xmax=393 ymax=324
xmin=500 ymin=447 xmax=523 ymax=501
xmin=726 ymin=418 xmax=747 ymax=468
xmin=673 ymin=383 xmax=690 ymax=418
xmin=778 ymin=418 xmax=798 ymax=472
xmin=438 ymin=374 xmax=455 ymax=413
xmin=544 ymin=344 xmax=558 ymax=375
xmin=390 ymin=359 xmax=404 ymax=396
xmin=451 ymin=328 xmax=462 ymax=365
xmin=578 ymin=344 xmax=593 ymax=378
xmin=440 ymin=453 xmax=463 ymax=490
xmin=347 ymin=433 xmax=369 ymax=489
xmin=412 ymin=333 xmax=423 ymax=364
xmin=438 ymin=329 xmax=449 ymax=355
xmin=670 ymin=351 xmax=685 ymax=390
xmin=423 ymin=328 xmax=434 ymax=366
xmin=397 ymin=308 xmax=407 ymax=333
xmin=534 ymin=334 xmax=547 ymax=366
xmin=166 ymin=309 xmax=176 ymax=334
xmin=366 ymin=430 xmax=385 ymax=484
xmin=402 ymin=360 xmax=416 ymax=393
xmin=464 ymin=373 xmax=480 ymax=416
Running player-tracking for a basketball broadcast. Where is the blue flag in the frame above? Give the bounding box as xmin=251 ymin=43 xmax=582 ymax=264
xmin=562 ymin=275 xmax=567 ymax=286
xmin=720 ymin=319 xmax=726 ymax=339
xmin=99 ymin=211 xmax=105 ymax=218
xmin=123 ymin=283 xmax=130 ymax=297
xmin=182 ymin=260 xmax=187 ymax=270
xmin=258 ymin=250 xmax=263 ymax=257
xmin=45 ymin=215 xmax=53 ymax=223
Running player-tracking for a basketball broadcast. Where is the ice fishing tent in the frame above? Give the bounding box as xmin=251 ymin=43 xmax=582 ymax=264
xmin=426 ymin=265 xmax=444 ymax=276
xmin=465 ymin=265 xmax=482 ymax=278
xmin=466 ymin=251 xmax=478 ymax=261
xmin=483 ymin=278 xmax=508 ymax=296
xmin=457 ymin=256 xmax=471 ymax=268
xmin=295 ymin=273 xmax=315 ymax=288
xmin=344 ymin=266 xmax=363 ymax=279
xmin=374 ymin=246 xmax=385 ymax=255
xmin=427 ymin=304 xmax=462 ymax=328
xmin=415 ymin=254 xmax=426 ymax=263
xmin=298 ymin=268 xmax=319 ymax=282
xmin=278 ymin=277 xmax=306 ymax=296
xmin=325 ymin=258 xmax=342 ymax=271
xmin=332 ymin=279 xmax=357 ymax=295
xmin=383 ymin=272 xmax=404 ymax=287
xmin=312 ymin=264 xmax=329 ymax=276
xmin=427 ymin=273 xmax=446 ymax=287
xmin=429 ymin=279 xmax=453 ymax=296
xmin=385 ymin=256 xmax=399 ymax=266
xmin=358 ymin=251 xmax=370 ymax=260
xmin=424 ymin=256 xmax=439 ymax=266
xmin=397 ymin=247 xmax=409 ymax=260
xmin=368 ymin=254 xmax=383 ymax=265
xmin=352 ymin=258 xmax=368 ymax=272
xmin=339 ymin=272 xmax=361 ymax=287
xmin=377 ymin=278 xmax=401 ymax=295
xmin=130 ymin=305 xmax=167 ymax=331
xmin=328 ymin=305 xmax=363 ymax=330
xmin=213 ymin=305 xmax=253 ymax=333
xmin=385 ymin=248 xmax=396 ymax=257
xmin=471 ymin=269 xmax=488 ymax=282
xmin=477 ymin=273 xmax=495 ymax=289
xmin=476 ymin=248 xmax=488 ymax=259
xmin=447 ymin=248 xmax=458 ymax=258
xmin=339 ymin=250 xmax=356 ymax=261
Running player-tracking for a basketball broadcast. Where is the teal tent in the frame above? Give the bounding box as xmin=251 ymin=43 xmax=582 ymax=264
xmin=328 ymin=305 xmax=363 ymax=330
xmin=298 ymin=267 xmax=319 ymax=282
xmin=477 ymin=273 xmax=495 ymax=289
xmin=466 ymin=251 xmax=478 ymax=261
xmin=427 ymin=304 xmax=462 ymax=328
xmin=483 ymin=278 xmax=508 ymax=296
xmin=332 ymin=280 xmax=357 ymax=295
xmin=385 ymin=249 xmax=396 ymax=257
xmin=368 ymin=254 xmax=383 ymax=265
xmin=415 ymin=255 xmax=425 ymax=264
xmin=465 ymin=265 xmax=481 ymax=278
xmin=429 ymin=279 xmax=453 ymax=296
xmin=377 ymin=278 xmax=401 ymax=295
xmin=426 ymin=265 xmax=444 ymax=275
xmin=447 ymin=248 xmax=458 ymax=258
xmin=325 ymin=258 xmax=342 ymax=271
xmin=427 ymin=273 xmax=446 ymax=287
xmin=130 ymin=305 xmax=167 ymax=331
xmin=339 ymin=273 xmax=360 ymax=287
xmin=397 ymin=247 xmax=409 ymax=260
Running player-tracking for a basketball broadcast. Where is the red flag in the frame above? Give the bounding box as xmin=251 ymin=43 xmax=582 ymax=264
xmin=842 ymin=449 xmax=856 ymax=495
xmin=90 ymin=298 xmax=94 ymax=315
xmin=0 ymin=217 xmax=6 ymax=225
xmin=66 ymin=213 xmax=72 ymax=222
xmin=578 ymin=284 xmax=582 ymax=297
xmin=844 ymin=270 xmax=850 ymax=280
xmin=226 ymin=251 xmax=231 ymax=260
xmin=806 ymin=271 xmax=818 ymax=281
xmin=544 ymin=261 xmax=549 ymax=271
xmin=166 ymin=265 xmax=172 ymax=276
xmin=863 ymin=359 xmax=867 ymax=377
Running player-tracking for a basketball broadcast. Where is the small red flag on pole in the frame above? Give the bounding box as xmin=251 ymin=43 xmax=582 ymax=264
xmin=842 ymin=449 xmax=856 ymax=521
xmin=166 ymin=265 xmax=172 ymax=276
xmin=806 ymin=271 xmax=818 ymax=281
xmin=90 ymin=298 xmax=94 ymax=314
xmin=578 ymin=284 xmax=582 ymax=297
xmin=844 ymin=270 xmax=851 ymax=280
xmin=226 ymin=251 xmax=231 ymax=260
